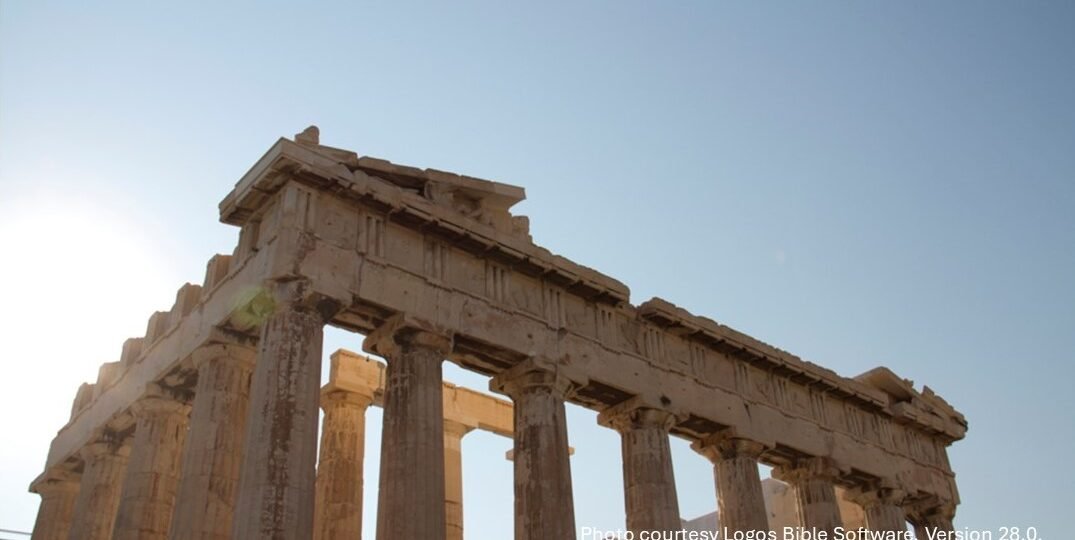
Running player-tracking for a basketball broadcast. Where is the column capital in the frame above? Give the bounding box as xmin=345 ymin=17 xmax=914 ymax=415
xmin=844 ymin=479 xmax=908 ymax=509
xmin=772 ymin=456 xmax=846 ymax=484
xmin=906 ymin=497 xmax=957 ymax=524
xmin=363 ymin=313 xmax=453 ymax=359
xmin=443 ymin=418 xmax=476 ymax=440
xmin=926 ymin=503 xmax=957 ymax=521
xmin=271 ymin=278 xmax=345 ymax=319
xmin=489 ymin=357 xmax=585 ymax=400
xmin=235 ymin=278 xmax=344 ymax=329
xmin=691 ymin=429 xmax=769 ymax=462
xmin=29 ymin=468 xmax=80 ymax=495
xmin=320 ymin=388 xmax=374 ymax=410
xmin=597 ymin=395 xmax=681 ymax=433
xmin=192 ymin=341 xmax=257 ymax=371
xmin=131 ymin=383 xmax=193 ymax=418
xmin=80 ymin=434 xmax=131 ymax=462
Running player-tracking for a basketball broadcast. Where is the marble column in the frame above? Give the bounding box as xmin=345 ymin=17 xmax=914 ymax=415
xmin=313 ymin=389 xmax=374 ymax=540
xmin=169 ymin=343 xmax=256 ymax=540
xmin=846 ymin=483 xmax=907 ymax=533
xmin=598 ymin=398 xmax=681 ymax=535
xmin=693 ymin=432 xmax=769 ymax=535
xmin=911 ymin=503 xmax=955 ymax=539
xmin=490 ymin=359 xmax=578 ymax=540
xmin=113 ymin=386 xmax=192 ymax=540
xmin=67 ymin=434 xmax=130 ymax=540
xmin=30 ymin=470 xmax=80 ymax=540
xmin=774 ymin=457 xmax=845 ymax=535
xmin=233 ymin=283 xmax=333 ymax=539
xmin=363 ymin=315 xmax=452 ymax=540
xmin=443 ymin=419 xmax=475 ymax=540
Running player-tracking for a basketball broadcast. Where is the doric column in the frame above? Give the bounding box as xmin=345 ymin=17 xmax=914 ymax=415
xmin=67 ymin=434 xmax=130 ymax=540
xmin=598 ymin=397 xmax=681 ymax=535
xmin=692 ymin=431 xmax=769 ymax=535
xmin=845 ymin=482 xmax=907 ymax=533
xmin=773 ymin=457 xmax=845 ymax=535
xmin=363 ymin=314 xmax=453 ymax=540
xmin=30 ymin=470 xmax=80 ymax=540
xmin=169 ymin=342 xmax=256 ymax=540
xmin=443 ymin=419 xmax=475 ymax=540
xmin=313 ymin=389 xmax=374 ymax=540
xmin=233 ymin=282 xmax=336 ymax=539
xmin=490 ymin=359 xmax=580 ymax=540
xmin=113 ymin=385 xmax=192 ymax=540
xmin=909 ymin=501 xmax=955 ymax=539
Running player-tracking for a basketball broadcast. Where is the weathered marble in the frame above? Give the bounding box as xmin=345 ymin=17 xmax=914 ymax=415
xmin=694 ymin=432 xmax=770 ymax=535
xmin=169 ymin=343 xmax=255 ymax=540
xmin=910 ymin=502 xmax=956 ymax=539
xmin=598 ymin=398 xmax=681 ymax=535
xmin=113 ymin=386 xmax=192 ymax=540
xmin=443 ymin=419 xmax=475 ymax=540
xmin=31 ymin=128 xmax=969 ymax=540
xmin=30 ymin=470 xmax=80 ymax=540
xmin=316 ymin=349 xmax=516 ymax=540
xmin=774 ymin=457 xmax=845 ymax=535
xmin=845 ymin=484 xmax=907 ymax=533
xmin=233 ymin=283 xmax=330 ymax=539
xmin=491 ymin=360 xmax=578 ymax=540
xmin=364 ymin=315 xmax=452 ymax=540
xmin=313 ymin=389 xmax=373 ymax=540
xmin=68 ymin=436 xmax=130 ymax=540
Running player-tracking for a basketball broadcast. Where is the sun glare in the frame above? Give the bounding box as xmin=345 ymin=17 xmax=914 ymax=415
xmin=0 ymin=194 xmax=180 ymax=461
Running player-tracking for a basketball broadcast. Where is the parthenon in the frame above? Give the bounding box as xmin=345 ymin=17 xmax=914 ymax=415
xmin=28 ymin=126 xmax=967 ymax=540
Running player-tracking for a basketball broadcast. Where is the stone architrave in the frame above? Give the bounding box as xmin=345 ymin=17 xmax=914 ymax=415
xmin=363 ymin=314 xmax=453 ymax=540
xmin=490 ymin=359 xmax=581 ymax=540
xmin=598 ymin=396 xmax=682 ymax=535
xmin=67 ymin=434 xmax=131 ymax=540
xmin=169 ymin=343 xmax=256 ymax=540
xmin=113 ymin=385 xmax=192 ymax=540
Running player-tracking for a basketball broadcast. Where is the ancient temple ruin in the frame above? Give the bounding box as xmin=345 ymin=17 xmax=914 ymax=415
xmin=29 ymin=127 xmax=967 ymax=540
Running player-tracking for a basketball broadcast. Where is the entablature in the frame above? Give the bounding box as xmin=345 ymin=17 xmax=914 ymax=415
xmin=219 ymin=136 xmax=629 ymax=306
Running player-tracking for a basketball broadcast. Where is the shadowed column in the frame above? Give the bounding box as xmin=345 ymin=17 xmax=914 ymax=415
xmin=598 ymin=397 xmax=681 ymax=535
xmin=443 ymin=419 xmax=475 ymax=540
xmin=491 ymin=359 xmax=580 ymax=540
xmin=693 ymin=431 xmax=770 ymax=535
xmin=846 ymin=482 xmax=907 ymax=533
xmin=169 ymin=343 xmax=256 ymax=540
xmin=113 ymin=385 xmax=192 ymax=540
xmin=233 ymin=281 xmax=336 ymax=539
xmin=364 ymin=314 xmax=453 ymax=540
xmin=30 ymin=469 xmax=80 ymax=540
xmin=313 ymin=389 xmax=374 ymax=540
xmin=909 ymin=501 xmax=956 ymax=539
xmin=67 ymin=433 xmax=130 ymax=540
xmin=774 ymin=457 xmax=845 ymax=535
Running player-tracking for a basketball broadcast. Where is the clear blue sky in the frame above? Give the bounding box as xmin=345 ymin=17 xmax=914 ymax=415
xmin=1 ymin=1 xmax=1072 ymax=538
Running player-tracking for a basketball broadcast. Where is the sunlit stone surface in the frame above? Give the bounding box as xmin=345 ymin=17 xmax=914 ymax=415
xmin=30 ymin=127 xmax=965 ymax=539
